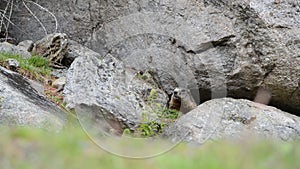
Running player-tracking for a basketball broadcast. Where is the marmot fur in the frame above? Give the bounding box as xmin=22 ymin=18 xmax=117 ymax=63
xmin=169 ymin=88 xmax=197 ymax=114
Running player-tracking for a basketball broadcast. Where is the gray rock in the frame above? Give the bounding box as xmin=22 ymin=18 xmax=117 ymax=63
xmin=164 ymin=98 xmax=300 ymax=144
xmin=64 ymin=54 xmax=169 ymax=131
xmin=50 ymin=69 xmax=68 ymax=79
xmin=32 ymin=33 xmax=101 ymax=68
xmin=66 ymin=40 xmax=103 ymax=65
xmin=27 ymin=78 xmax=45 ymax=96
xmin=0 ymin=66 xmax=66 ymax=130
xmin=5 ymin=0 xmax=300 ymax=114
xmin=5 ymin=59 xmax=20 ymax=71
xmin=52 ymin=77 xmax=66 ymax=89
xmin=52 ymin=77 xmax=66 ymax=93
xmin=0 ymin=42 xmax=31 ymax=58
xmin=17 ymin=40 xmax=34 ymax=52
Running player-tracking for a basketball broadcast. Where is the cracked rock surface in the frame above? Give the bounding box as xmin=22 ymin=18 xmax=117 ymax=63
xmin=64 ymin=54 xmax=168 ymax=131
xmin=164 ymin=98 xmax=300 ymax=144
xmin=4 ymin=0 xmax=300 ymax=115
xmin=0 ymin=66 xmax=66 ymax=130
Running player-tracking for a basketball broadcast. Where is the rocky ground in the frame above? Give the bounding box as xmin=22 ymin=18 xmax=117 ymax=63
xmin=0 ymin=0 xmax=300 ymax=144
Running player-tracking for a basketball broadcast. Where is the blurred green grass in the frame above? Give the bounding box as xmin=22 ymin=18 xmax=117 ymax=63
xmin=0 ymin=125 xmax=299 ymax=169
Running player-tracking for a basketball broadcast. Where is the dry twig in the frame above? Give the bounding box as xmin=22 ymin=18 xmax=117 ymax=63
xmin=24 ymin=0 xmax=58 ymax=33
xmin=22 ymin=0 xmax=48 ymax=35
xmin=0 ymin=0 xmax=58 ymax=42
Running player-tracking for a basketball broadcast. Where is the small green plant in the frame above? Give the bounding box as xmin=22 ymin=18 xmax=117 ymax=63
xmin=138 ymin=123 xmax=154 ymax=137
xmin=53 ymin=95 xmax=62 ymax=103
xmin=146 ymin=89 xmax=158 ymax=102
xmin=159 ymin=108 xmax=181 ymax=120
xmin=135 ymin=70 xmax=159 ymax=87
xmin=137 ymin=73 xmax=148 ymax=81
xmin=139 ymin=121 xmax=164 ymax=137
xmin=122 ymin=128 xmax=132 ymax=136
xmin=131 ymin=88 xmax=181 ymax=138
xmin=0 ymin=96 xmax=3 ymax=108
xmin=27 ymin=56 xmax=49 ymax=68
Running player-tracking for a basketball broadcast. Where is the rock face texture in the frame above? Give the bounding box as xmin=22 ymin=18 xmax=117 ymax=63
xmin=164 ymin=98 xmax=300 ymax=144
xmin=0 ymin=42 xmax=31 ymax=58
xmin=0 ymin=66 xmax=66 ymax=130
xmin=4 ymin=0 xmax=300 ymax=115
xmin=32 ymin=33 xmax=100 ymax=68
xmin=64 ymin=54 xmax=169 ymax=131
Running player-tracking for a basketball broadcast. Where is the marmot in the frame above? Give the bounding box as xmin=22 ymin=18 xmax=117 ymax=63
xmin=254 ymin=87 xmax=272 ymax=105
xmin=168 ymin=88 xmax=197 ymax=114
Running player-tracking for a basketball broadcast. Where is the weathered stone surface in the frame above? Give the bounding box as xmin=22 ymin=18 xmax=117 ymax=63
xmin=5 ymin=0 xmax=300 ymax=114
xmin=32 ymin=33 xmax=101 ymax=68
xmin=64 ymin=54 xmax=169 ymax=131
xmin=66 ymin=39 xmax=103 ymax=66
xmin=0 ymin=66 xmax=66 ymax=130
xmin=52 ymin=77 xmax=66 ymax=89
xmin=0 ymin=42 xmax=31 ymax=58
xmin=17 ymin=40 xmax=34 ymax=52
xmin=164 ymin=98 xmax=300 ymax=144
xmin=50 ymin=69 xmax=68 ymax=79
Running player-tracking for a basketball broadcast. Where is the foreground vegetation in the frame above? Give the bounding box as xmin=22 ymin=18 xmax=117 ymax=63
xmin=0 ymin=124 xmax=299 ymax=169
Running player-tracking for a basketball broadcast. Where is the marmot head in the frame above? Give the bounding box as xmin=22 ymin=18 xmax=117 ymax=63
xmin=172 ymin=88 xmax=190 ymax=101
xmin=169 ymin=88 xmax=197 ymax=114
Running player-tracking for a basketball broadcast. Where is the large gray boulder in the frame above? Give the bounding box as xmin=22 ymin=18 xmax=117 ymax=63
xmin=4 ymin=0 xmax=300 ymax=114
xmin=64 ymin=54 xmax=169 ymax=132
xmin=164 ymin=98 xmax=300 ymax=144
xmin=0 ymin=66 xmax=66 ymax=130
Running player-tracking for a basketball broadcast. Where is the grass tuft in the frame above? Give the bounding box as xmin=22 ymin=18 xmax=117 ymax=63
xmin=0 ymin=52 xmax=51 ymax=80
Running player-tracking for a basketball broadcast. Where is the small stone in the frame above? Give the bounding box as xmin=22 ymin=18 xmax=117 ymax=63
xmin=17 ymin=40 xmax=34 ymax=52
xmin=51 ymin=69 xmax=68 ymax=78
xmin=5 ymin=59 xmax=20 ymax=71
xmin=44 ymin=78 xmax=52 ymax=86
xmin=0 ymin=42 xmax=14 ymax=52
xmin=52 ymin=77 xmax=66 ymax=89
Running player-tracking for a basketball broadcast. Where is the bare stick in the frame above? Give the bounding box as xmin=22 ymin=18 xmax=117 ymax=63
xmin=0 ymin=11 xmax=31 ymax=36
xmin=22 ymin=0 xmax=48 ymax=35
xmin=2 ymin=0 xmax=20 ymax=11
xmin=0 ymin=0 xmax=10 ymax=32
xmin=5 ymin=0 xmax=14 ymax=40
xmin=24 ymin=0 xmax=58 ymax=33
